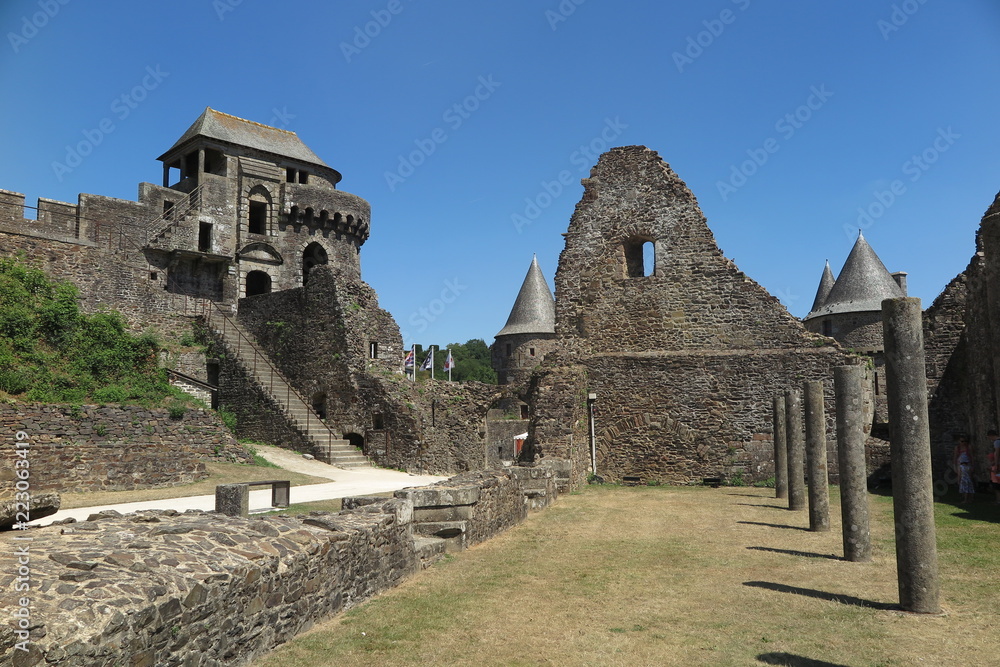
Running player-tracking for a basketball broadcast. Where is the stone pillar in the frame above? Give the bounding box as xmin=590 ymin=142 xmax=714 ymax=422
xmin=835 ymin=364 xmax=871 ymax=562
xmin=882 ymin=297 xmax=940 ymax=613
xmin=215 ymin=484 xmax=249 ymax=518
xmin=785 ymin=388 xmax=806 ymax=511
xmin=773 ymin=395 xmax=788 ymax=499
xmin=803 ymin=380 xmax=831 ymax=531
xmin=162 ymin=162 xmax=171 ymax=187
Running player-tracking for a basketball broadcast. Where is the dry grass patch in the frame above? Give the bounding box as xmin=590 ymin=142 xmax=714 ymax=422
xmin=58 ymin=461 xmax=331 ymax=509
xmin=256 ymin=485 xmax=999 ymax=667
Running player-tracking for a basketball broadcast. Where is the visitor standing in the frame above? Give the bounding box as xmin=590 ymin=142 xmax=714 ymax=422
xmin=954 ymin=436 xmax=975 ymax=504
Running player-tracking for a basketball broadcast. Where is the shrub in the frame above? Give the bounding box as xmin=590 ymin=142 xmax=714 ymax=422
xmin=217 ymin=408 xmax=237 ymax=432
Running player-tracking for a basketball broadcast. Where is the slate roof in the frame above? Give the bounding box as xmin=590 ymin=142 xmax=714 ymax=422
xmin=805 ymin=231 xmax=904 ymax=319
xmin=809 ymin=260 xmax=836 ymax=313
xmin=496 ymin=255 xmax=556 ymax=337
xmin=158 ymin=108 xmax=330 ymax=168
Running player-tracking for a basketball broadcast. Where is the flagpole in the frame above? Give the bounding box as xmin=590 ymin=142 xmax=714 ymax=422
xmin=430 ymin=346 xmax=435 ymax=381
xmin=411 ymin=344 xmax=415 ymax=382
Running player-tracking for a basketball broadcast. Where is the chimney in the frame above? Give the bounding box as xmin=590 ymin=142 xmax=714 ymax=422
xmin=891 ymin=272 xmax=908 ymax=295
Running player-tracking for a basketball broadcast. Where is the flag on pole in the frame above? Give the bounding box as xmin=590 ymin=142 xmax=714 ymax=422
xmin=420 ymin=350 xmax=434 ymax=371
xmin=404 ymin=348 xmax=415 ymax=369
xmin=444 ymin=349 xmax=454 ymax=381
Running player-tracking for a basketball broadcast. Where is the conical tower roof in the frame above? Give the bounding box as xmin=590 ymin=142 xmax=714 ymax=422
xmin=805 ymin=231 xmax=904 ymax=319
xmin=496 ymin=255 xmax=555 ymax=337
xmin=809 ymin=260 xmax=836 ymax=313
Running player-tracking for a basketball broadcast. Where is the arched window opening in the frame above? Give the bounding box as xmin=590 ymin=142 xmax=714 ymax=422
xmin=624 ymin=237 xmax=656 ymax=278
xmin=247 ymin=186 xmax=272 ymax=235
xmin=245 ymin=271 xmax=271 ymax=297
xmin=302 ymin=242 xmax=328 ymax=285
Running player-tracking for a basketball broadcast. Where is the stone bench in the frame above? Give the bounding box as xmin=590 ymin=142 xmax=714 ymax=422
xmin=215 ymin=480 xmax=291 ymax=517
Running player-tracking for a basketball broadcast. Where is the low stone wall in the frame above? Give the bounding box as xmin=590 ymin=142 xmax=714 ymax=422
xmin=0 ymin=469 xmax=532 ymax=666
xmin=0 ymin=403 xmax=246 ymax=496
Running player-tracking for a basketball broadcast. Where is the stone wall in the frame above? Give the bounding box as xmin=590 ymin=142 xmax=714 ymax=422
xmin=485 ymin=418 xmax=529 ymax=464
xmin=0 ymin=469 xmax=529 ymax=666
xmin=535 ymin=146 xmax=853 ymax=486
xmin=805 ymin=311 xmax=884 ymax=350
xmin=525 ymin=360 xmax=591 ymax=486
xmin=580 ymin=349 xmax=854 ymax=485
xmin=554 ymin=147 xmax=827 ymax=356
xmin=0 ymin=403 xmax=245 ymax=496
xmin=924 ymin=272 xmax=971 ymax=475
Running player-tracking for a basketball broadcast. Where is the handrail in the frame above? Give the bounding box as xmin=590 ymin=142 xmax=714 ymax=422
xmin=201 ymin=301 xmax=341 ymax=455
xmin=145 ymin=184 xmax=205 ymax=244
xmin=165 ymin=368 xmax=217 ymax=392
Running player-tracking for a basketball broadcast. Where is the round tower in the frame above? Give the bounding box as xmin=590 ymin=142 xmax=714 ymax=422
xmin=491 ymin=255 xmax=557 ymax=385
xmin=803 ymin=230 xmax=906 ymax=349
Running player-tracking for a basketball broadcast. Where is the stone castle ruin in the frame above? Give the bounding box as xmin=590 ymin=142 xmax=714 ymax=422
xmin=4 ymin=110 xmax=1000 ymax=665
xmin=0 ymin=110 xmax=997 ymax=489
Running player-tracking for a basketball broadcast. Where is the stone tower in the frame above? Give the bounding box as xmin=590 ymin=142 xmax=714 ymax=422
xmin=155 ymin=108 xmax=371 ymax=302
xmin=803 ymin=230 xmax=906 ymax=349
xmin=803 ymin=231 xmax=907 ymax=425
xmin=491 ymin=255 xmax=557 ymax=385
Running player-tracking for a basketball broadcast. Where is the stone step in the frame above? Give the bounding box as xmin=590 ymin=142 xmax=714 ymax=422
xmin=413 ymin=520 xmax=468 ymax=553
xmin=413 ymin=536 xmax=446 ymax=568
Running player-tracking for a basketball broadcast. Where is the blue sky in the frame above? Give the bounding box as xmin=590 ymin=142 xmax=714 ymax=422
xmin=1 ymin=0 xmax=998 ymax=348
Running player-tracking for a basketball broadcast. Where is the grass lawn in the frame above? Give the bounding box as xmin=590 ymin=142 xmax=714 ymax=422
xmin=57 ymin=461 xmax=332 ymax=509
xmin=255 ymin=484 xmax=1000 ymax=667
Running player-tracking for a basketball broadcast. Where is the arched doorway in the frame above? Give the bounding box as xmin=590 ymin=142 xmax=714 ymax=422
xmin=302 ymin=242 xmax=328 ymax=285
xmin=311 ymin=392 xmax=327 ymax=420
xmin=245 ymin=270 xmax=271 ymax=296
xmin=345 ymin=432 xmax=365 ymax=453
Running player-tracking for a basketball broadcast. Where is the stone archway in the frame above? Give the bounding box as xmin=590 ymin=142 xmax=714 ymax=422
xmin=344 ymin=432 xmax=365 ymax=453
xmin=302 ymin=242 xmax=328 ymax=285
xmin=245 ymin=270 xmax=271 ymax=297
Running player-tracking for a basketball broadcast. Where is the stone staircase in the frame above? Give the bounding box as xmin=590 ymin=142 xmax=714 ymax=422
xmin=203 ymin=305 xmax=369 ymax=468
xmin=145 ymin=184 xmax=205 ymax=250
